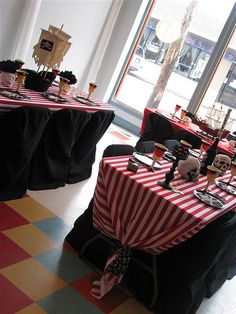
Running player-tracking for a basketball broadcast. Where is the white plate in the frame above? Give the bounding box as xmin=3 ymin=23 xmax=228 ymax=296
xmin=74 ymin=96 xmax=99 ymax=106
xmin=189 ymin=149 xmax=200 ymax=158
xmin=133 ymin=152 xmax=162 ymax=169
xmin=215 ymin=180 xmax=236 ymax=195
xmin=193 ymin=189 xmax=225 ymax=209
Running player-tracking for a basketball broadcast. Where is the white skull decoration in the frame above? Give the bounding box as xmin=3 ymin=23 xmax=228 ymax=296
xmin=177 ymin=156 xmax=201 ymax=182
xmin=182 ymin=116 xmax=192 ymax=126
xmin=213 ymin=154 xmax=231 ymax=174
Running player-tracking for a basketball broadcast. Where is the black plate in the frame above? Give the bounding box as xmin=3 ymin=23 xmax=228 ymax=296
xmin=194 ymin=189 xmax=225 ymax=209
xmin=0 ymin=88 xmax=30 ymax=100
xmin=215 ymin=180 xmax=236 ymax=195
xmin=43 ymin=92 xmax=68 ymax=103
xmin=74 ymin=95 xmax=99 ymax=106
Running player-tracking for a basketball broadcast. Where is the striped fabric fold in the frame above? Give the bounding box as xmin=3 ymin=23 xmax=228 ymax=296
xmin=92 ymin=156 xmax=236 ymax=298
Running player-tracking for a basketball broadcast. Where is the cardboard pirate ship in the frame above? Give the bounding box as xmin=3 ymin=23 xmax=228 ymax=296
xmin=25 ymin=25 xmax=72 ymax=92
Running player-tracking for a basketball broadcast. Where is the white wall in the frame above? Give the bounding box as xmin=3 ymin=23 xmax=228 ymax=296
xmin=24 ymin=0 xmax=113 ymax=88
xmin=0 ymin=0 xmax=27 ymax=58
xmin=0 ymin=0 xmax=113 ymax=86
xmin=0 ymin=0 xmax=143 ymax=103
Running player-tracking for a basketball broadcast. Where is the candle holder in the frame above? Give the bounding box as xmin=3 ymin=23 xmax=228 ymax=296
xmin=158 ymin=140 xmax=192 ymax=190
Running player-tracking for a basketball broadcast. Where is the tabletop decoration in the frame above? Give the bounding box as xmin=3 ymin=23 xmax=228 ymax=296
xmin=127 ymin=157 xmax=140 ymax=172
xmin=158 ymin=139 xmax=192 ymax=190
xmin=59 ymin=70 xmax=77 ymax=94
xmin=216 ymin=160 xmax=236 ymax=194
xmin=0 ymin=69 xmax=30 ymax=101
xmin=0 ymin=59 xmax=24 ymax=88
xmin=180 ymin=108 xmax=188 ymax=121
xmin=182 ymin=116 xmax=192 ymax=126
xmin=149 ymin=143 xmax=167 ymax=172
xmin=25 ymin=24 xmax=72 ymax=92
xmin=177 ymin=155 xmax=200 ymax=182
xmin=213 ymin=154 xmax=231 ymax=176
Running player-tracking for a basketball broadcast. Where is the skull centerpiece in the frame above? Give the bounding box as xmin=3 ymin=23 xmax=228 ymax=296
xmin=177 ymin=156 xmax=201 ymax=182
xmin=213 ymin=154 xmax=231 ymax=175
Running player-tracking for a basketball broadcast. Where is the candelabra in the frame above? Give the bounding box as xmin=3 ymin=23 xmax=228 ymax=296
xmin=158 ymin=140 xmax=192 ymax=190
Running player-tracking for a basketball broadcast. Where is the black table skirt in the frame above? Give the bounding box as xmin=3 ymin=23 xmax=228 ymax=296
xmin=65 ymin=201 xmax=236 ymax=314
xmin=0 ymin=106 xmax=114 ymax=200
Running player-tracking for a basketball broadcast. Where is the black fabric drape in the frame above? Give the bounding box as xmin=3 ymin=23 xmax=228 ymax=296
xmin=66 ymin=110 xmax=115 ymax=183
xmin=128 ymin=211 xmax=236 ymax=314
xmin=136 ymin=113 xmax=176 ymax=147
xmin=0 ymin=106 xmax=51 ymax=200
xmin=28 ymin=109 xmax=91 ymax=190
xmin=65 ymin=201 xmax=236 ymax=314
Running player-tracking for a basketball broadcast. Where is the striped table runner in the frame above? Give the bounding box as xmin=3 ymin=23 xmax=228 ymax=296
xmin=0 ymin=82 xmax=113 ymax=112
xmin=91 ymin=155 xmax=236 ymax=298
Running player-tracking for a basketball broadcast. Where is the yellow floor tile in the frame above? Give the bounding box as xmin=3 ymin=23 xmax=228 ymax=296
xmin=110 ymin=298 xmax=153 ymax=314
xmin=5 ymin=197 xmax=55 ymax=222
xmin=3 ymin=224 xmax=59 ymax=256
xmin=0 ymin=258 xmax=66 ymax=301
xmin=15 ymin=303 xmax=47 ymax=314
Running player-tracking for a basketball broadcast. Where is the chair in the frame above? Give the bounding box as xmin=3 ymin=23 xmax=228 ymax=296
xmin=136 ymin=112 xmax=176 ymax=147
xmin=102 ymin=144 xmax=136 ymax=157
xmin=135 ymin=140 xmax=155 ymax=153
xmin=0 ymin=106 xmax=51 ymax=201
xmin=162 ymin=139 xmax=180 ymax=152
xmin=176 ymin=129 xmax=202 ymax=149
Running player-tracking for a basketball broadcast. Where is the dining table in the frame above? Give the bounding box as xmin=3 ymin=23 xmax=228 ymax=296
xmin=91 ymin=154 xmax=236 ymax=299
xmin=0 ymin=81 xmax=113 ymax=113
xmin=0 ymin=80 xmax=114 ymax=200
xmin=141 ymin=108 xmax=234 ymax=157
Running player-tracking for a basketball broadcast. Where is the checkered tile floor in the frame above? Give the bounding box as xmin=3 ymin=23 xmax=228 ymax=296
xmin=0 ymin=195 xmax=153 ymax=314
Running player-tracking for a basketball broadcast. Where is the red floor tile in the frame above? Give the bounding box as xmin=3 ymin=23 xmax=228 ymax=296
xmin=0 ymin=233 xmax=31 ymax=269
xmin=0 ymin=202 xmax=29 ymax=231
xmin=0 ymin=274 xmax=32 ymax=313
xmin=71 ymin=272 xmax=128 ymax=313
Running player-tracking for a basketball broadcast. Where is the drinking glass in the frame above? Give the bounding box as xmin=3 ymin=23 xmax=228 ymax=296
xmin=228 ymin=161 xmax=236 ymax=184
xmin=204 ymin=165 xmax=220 ymax=192
xmin=173 ymin=104 xmax=181 ymax=119
xmin=16 ymin=69 xmax=28 ymax=92
xmin=58 ymin=77 xmax=69 ymax=97
xmin=87 ymin=82 xmax=97 ymax=100
xmin=199 ymin=140 xmax=211 ymax=160
xmin=149 ymin=143 xmax=167 ymax=172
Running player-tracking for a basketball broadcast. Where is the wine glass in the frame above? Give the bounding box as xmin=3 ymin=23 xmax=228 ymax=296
xmin=58 ymin=77 xmax=69 ymax=97
xmin=227 ymin=161 xmax=236 ymax=185
xmin=173 ymin=104 xmax=181 ymax=119
xmin=149 ymin=143 xmax=168 ymax=172
xmin=204 ymin=165 xmax=221 ymax=192
xmin=16 ymin=69 xmax=28 ymax=92
xmin=87 ymin=82 xmax=97 ymax=100
xmin=199 ymin=140 xmax=211 ymax=160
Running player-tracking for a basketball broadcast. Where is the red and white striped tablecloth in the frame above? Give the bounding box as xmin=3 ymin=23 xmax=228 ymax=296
xmin=91 ymin=155 xmax=236 ymax=298
xmin=0 ymin=82 xmax=113 ymax=113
